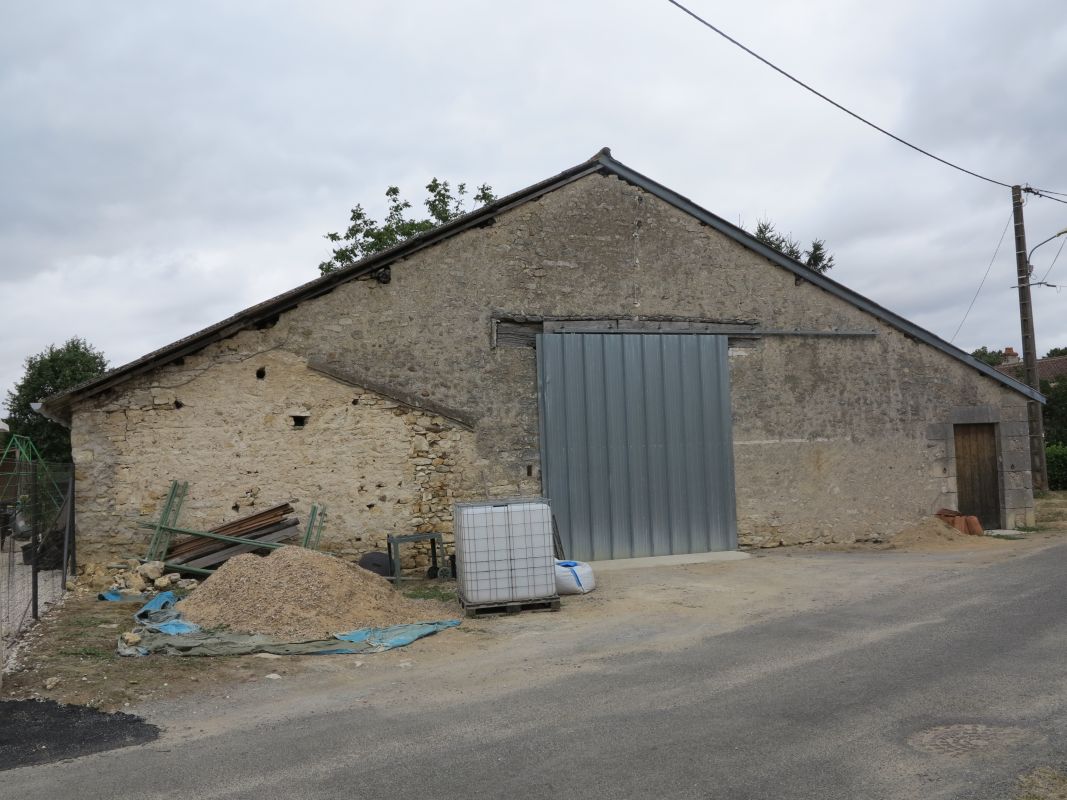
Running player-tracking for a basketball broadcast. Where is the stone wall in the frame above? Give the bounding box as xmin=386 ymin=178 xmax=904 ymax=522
xmin=69 ymin=172 xmax=1035 ymax=560
xmin=71 ymin=348 xmax=483 ymax=565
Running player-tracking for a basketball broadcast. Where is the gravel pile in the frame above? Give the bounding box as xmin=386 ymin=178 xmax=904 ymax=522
xmin=891 ymin=517 xmax=1006 ymax=550
xmin=178 ymin=546 xmax=457 ymax=639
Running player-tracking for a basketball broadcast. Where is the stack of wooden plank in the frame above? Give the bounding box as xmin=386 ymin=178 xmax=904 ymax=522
xmin=164 ymin=503 xmax=300 ymax=571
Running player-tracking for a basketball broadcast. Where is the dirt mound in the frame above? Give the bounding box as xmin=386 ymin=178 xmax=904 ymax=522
xmin=890 ymin=517 xmax=1007 ymax=551
xmin=178 ymin=546 xmax=457 ymax=639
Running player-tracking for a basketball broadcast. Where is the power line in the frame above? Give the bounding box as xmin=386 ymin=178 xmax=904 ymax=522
xmin=1026 ymin=187 xmax=1067 ymax=205
xmin=665 ymin=0 xmax=1067 ymax=195
xmin=1037 ymin=237 xmax=1067 ymax=285
xmin=951 ymin=212 xmax=1013 ymax=343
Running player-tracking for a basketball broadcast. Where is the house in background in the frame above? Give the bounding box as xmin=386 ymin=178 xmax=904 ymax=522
xmin=39 ymin=149 xmax=1041 ymax=563
xmin=996 ymin=349 xmax=1067 ymax=386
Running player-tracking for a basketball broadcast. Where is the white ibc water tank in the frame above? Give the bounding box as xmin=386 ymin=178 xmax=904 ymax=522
xmin=454 ymin=499 xmax=557 ymax=605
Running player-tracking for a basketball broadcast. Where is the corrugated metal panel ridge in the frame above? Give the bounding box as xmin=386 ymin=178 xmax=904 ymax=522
xmin=538 ymin=333 xmax=737 ymax=561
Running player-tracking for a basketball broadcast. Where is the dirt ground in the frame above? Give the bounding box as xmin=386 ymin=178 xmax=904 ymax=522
xmin=4 ymin=492 xmax=1067 ymax=716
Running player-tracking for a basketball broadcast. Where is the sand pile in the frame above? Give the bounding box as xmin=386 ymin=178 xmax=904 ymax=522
xmin=178 ymin=546 xmax=457 ymax=639
xmin=890 ymin=517 xmax=1007 ymax=551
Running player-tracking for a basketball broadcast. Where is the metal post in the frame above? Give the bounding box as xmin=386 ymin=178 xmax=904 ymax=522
xmin=30 ymin=460 xmax=38 ymax=620
xmin=68 ymin=468 xmax=76 ymax=578
xmin=60 ymin=469 xmax=74 ymax=591
xmin=1012 ymin=185 xmax=1049 ymax=490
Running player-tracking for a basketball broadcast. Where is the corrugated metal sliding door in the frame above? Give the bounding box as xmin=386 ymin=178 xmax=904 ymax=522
xmin=537 ymin=333 xmax=737 ymax=561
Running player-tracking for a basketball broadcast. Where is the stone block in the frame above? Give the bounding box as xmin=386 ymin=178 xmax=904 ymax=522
xmin=950 ymin=405 xmax=999 ymax=424
xmin=929 ymin=458 xmax=954 ymax=478
xmin=1003 ymin=488 xmax=1035 ymax=510
xmin=998 ymin=420 xmax=1029 ymax=438
xmin=925 ymin=422 xmax=952 ymax=441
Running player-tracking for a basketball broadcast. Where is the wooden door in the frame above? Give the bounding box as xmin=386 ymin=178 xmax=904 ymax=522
xmin=954 ymin=423 xmax=1001 ymax=529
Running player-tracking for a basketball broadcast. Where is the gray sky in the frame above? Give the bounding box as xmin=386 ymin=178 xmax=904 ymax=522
xmin=3 ymin=1 xmax=1067 ymax=405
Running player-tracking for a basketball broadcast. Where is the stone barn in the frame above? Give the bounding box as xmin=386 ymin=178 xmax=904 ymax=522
xmin=40 ymin=149 xmax=1041 ymax=564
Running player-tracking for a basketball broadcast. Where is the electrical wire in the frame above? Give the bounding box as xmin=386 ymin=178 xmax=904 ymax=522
xmin=1027 ymin=188 xmax=1067 ymax=205
xmin=665 ymin=0 xmax=1067 ymax=196
xmin=950 ymin=213 xmax=1013 ymax=343
xmin=1037 ymin=237 xmax=1067 ymax=286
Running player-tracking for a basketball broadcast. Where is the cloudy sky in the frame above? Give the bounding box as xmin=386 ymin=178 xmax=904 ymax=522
xmin=3 ymin=1 xmax=1066 ymax=404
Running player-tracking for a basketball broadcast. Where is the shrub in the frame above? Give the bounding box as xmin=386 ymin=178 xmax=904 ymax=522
xmin=1048 ymin=444 xmax=1067 ymax=490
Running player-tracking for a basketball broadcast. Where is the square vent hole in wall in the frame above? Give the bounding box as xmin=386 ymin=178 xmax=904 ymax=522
xmin=291 ymin=415 xmax=308 ymax=428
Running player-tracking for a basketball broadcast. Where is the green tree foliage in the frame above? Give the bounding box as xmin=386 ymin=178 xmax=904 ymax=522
xmin=971 ymin=346 xmax=1006 ymax=366
xmin=1041 ymin=378 xmax=1067 ymax=447
xmin=752 ymin=219 xmax=835 ymax=274
xmin=319 ymin=179 xmax=496 ymax=275
xmin=4 ymin=337 xmax=107 ymax=462
xmin=1045 ymin=347 xmax=1067 ymax=358
xmin=1047 ymin=444 xmax=1067 ymax=490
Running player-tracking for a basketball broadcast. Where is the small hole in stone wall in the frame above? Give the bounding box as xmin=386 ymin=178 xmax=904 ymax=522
xmin=366 ymin=503 xmax=376 ymax=510
xmin=174 ymin=400 xmax=184 ymax=409
xmin=351 ymin=398 xmax=359 ymax=405
xmin=256 ymin=367 xmax=266 ymax=380
xmin=527 ymin=465 xmax=533 ymax=477
xmin=232 ymin=502 xmax=240 ymax=512
xmin=291 ymin=415 xmax=308 ymax=428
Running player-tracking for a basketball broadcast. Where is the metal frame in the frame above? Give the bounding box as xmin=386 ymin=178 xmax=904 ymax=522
xmin=385 ymin=532 xmax=448 ymax=583
xmin=144 ymin=480 xmax=187 ymax=561
xmin=302 ymin=504 xmax=327 ymax=549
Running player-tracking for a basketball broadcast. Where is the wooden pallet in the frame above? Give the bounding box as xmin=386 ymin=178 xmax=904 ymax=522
xmin=461 ymin=596 xmax=561 ymax=618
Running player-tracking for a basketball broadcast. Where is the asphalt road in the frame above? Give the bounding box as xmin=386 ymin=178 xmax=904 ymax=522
xmin=8 ymin=543 xmax=1067 ymax=799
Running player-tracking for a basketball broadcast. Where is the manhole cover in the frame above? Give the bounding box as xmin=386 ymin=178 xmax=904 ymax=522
xmin=909 ymin=724 xmax=1035 ymax=756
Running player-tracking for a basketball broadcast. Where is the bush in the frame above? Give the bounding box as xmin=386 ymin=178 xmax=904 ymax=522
xmin=1049 ymin=444 xmax=1067 ymax=490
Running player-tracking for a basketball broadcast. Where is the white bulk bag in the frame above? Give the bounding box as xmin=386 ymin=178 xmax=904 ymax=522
xmin=554 ymin=560 xmax=596 ymax=595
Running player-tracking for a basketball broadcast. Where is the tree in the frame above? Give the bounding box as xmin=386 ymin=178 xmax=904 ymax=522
xmin=4 ymin=338 xmax=107 ymax=462
xmin=971 ymin=346 xmax=1006 ymax=367
xmin=319 ymin=179 xmax=496 ymax=276
xmin=752 ymin=219 xmax=835 ymax=274
xmin=1042 ymin=378 xmax=1067 ymax=446
xmin=1045 ymin=347 xmax=1067 ymax=358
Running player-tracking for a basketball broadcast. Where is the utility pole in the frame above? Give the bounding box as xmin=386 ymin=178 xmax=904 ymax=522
xmin=1011 ymin=185 xmax=1049 ymax=491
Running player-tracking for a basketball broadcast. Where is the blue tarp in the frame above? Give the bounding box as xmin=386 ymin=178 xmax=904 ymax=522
xmin=120 ymin=595 xmax=460 ymax=657
xmin=98 ymin=590 xmax=148 ymax=602
xmin=335 ymin=621 xmax=461 ymax=650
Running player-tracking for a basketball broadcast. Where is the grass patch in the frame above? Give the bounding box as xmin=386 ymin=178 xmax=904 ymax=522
xmin=57 ymin=646 xmax=111 ymax=659
xmin=65 ymin=616 xmax=111 ymax=628
xmin=1016 ymin=525 xmax=1042 ymax=533
xmin=990 ymin=533 xmax=1026 ymax=540
xmin=403 ymin=584 xmax=458 ymax=603
xmin=1016 ymin=766 xmax=1067 ymax=800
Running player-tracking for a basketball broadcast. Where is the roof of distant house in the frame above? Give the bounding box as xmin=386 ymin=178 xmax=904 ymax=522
xmin=995 ymin=354 xmax=1067 ymax=383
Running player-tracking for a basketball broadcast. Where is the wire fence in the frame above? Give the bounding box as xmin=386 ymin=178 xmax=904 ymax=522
xmin=1 ymin=457 xmax=75 ymax=661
